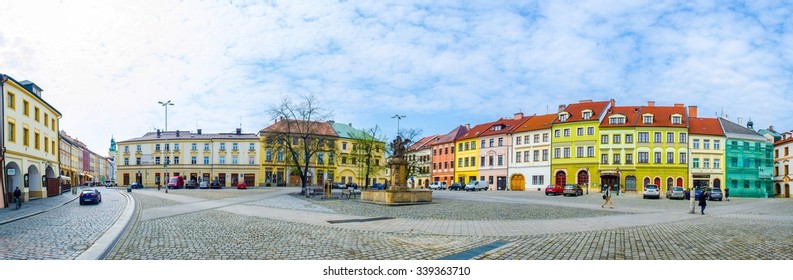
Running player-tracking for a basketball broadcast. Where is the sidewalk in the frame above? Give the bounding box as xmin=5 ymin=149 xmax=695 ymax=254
xmin=0 ymin=190 xmax=80 ymax=225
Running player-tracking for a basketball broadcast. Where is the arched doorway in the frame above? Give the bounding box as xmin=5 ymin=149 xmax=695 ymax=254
xmin=713 ymin=179 xmax=721 ymax=189
xmin=625 ymin=176 xmax=637 ymax=192
xmin=643 ymin=177 xmax=650 ymax=188
xmin=654 ymin=177 xmax=661 ymax=187
xmin=510 ymin=174 xmax=525 ymax=191
xmin=676 ymin=177 xmax=684 ymax=187
xmin=555 ymin=171 xmax=566 ymax=187
xmin=785 ymin=184 xmax=790 ymax=198
xmin=5 ymin=162 xmax=23 ymax=206
xmin=27 ymin=165 xmax=42 ymax=198
xmin=666 ymin=177 xmax=673 ymax=193
xmin=775 ymin=183 xmax=781 ymax=196
xmin=577 ymin=170 xmax=589 ymax=187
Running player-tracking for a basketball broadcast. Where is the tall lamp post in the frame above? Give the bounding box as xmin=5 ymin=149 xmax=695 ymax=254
xmin=391 ymin=114 xmax=406 ymax=136
xmin=158 ymin=100 xmax=174 ymax=193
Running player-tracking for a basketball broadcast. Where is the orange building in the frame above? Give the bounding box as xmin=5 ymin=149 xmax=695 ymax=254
xmin=430 ymin=125 xmax=469 ymax=186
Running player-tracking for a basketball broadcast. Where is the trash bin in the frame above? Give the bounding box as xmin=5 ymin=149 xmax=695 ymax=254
xmin=127 ymin=185 xmax=132 ymax=192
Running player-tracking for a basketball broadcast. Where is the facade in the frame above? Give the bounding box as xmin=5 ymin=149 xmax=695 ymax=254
xmin=719 ymin=118 xmax=774 ymax=198
xmin=688 ymin=110 xmax=726 ymax=192
xmin=455 ymin=122 xmax=490 ymax=184
xmin=632 ymin=103 xmax=689 ymax=194
xmin=329 ymin=121 xmax=387 ymax=187
xmin=1 ymin=74 xmax=61 ymax=207
xmin=117 ymin=129 xmax=260 ymax=187
xmin=259 ymin=120 xmax=337 ymax=187
xmin=508 ymin=114 xmax=555 ymax=191
xmin=430 ymin=125 xmax=468 ymax=186
xmin=773 ymin=131 xmax=793 ymax=198
xmin=551 ymin=100 xmax=611 ymax=190
xmin=598 ymin=105 xmax=641 ymax=193
xmin=406 ymin=135 xmax=436 ymax=188
xmin=477 ymin=113 xmax=529 ymax=190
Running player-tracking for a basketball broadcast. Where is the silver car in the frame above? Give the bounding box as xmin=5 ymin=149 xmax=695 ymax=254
xmin=643 ymin=185 xmax=661 ymax=199
xmin=666 ymin=186 xmax=685 ymax=199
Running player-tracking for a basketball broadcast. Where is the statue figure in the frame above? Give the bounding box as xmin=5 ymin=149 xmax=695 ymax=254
xmin=391 ymin=136 xmax=410 ymax=159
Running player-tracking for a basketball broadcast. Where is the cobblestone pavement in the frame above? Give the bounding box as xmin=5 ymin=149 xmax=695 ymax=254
xmin=103 ymin=187 xmax=793 ymax=260
xmin=0 ymin=187 xmax=128 ymax=259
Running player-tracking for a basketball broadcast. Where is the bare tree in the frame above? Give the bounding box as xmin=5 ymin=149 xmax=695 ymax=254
xmin=264 ymin=93 xmax=335 ymax=194
xmin=348 ymin=125 xmax=387 ymax=188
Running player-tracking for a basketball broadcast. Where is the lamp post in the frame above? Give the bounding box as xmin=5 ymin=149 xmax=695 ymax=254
xmin=391 ymin=114 xmax=406 ymax=137
xmin=158 ymin=100 xmax=174 ymax=131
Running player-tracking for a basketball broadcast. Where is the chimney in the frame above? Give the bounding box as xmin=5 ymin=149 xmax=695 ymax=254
xmin=647 ymin=101 xmax=655 ymax=107
xmin=674 ymin=103 xmax=684 ymax=107
xmin=610 ymin=99 xmax=615 ymax=107
xmin=689 ymin=106 xmax=698 ymax=118
xmin=737 ymin=117 xmax=742 ymax=126
xmin=465 ymin=123 xmax=470 ymax=130
xmin=197 ymin=129 xmax=202 ymax=135
xmin=769 ymin=125 xmax=774 ymax=132
xmin=236 ymin=128 xmax=242 ymax=135
xmin=514 ymin=112 xmax=523 ymax=120
xmin=176 ymin=130 xmax=180 ymax=137
xmin=157 ymin=129 xmax=161 ymax=138
xmin=558 ymin=104 xmax=566 ymax=112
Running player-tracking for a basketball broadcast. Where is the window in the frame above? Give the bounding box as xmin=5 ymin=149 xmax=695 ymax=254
xmin=218 ymin=156 xmax=225 ymax=164
xmin=192 ymin=143 xmax=197 ymax=151
xmin=703 ymin=158 xmax=710 ymax=169
xmin=554 ymin=148 xmax=561 ymax=159
xmin=471 ymin=141 xmax=476 ymax=149
xmin=204 ymin=143 xmax=210 ymax=151
xmin=45 ymin=114 xmax=49 ymax=126
xmin=564 ymin=129 xmax=570 ymax=137
xmin=554 ymin=130 xmax=560 ymax=138
xmin=266 ymin=148 xmax=273 ymax=161
xmin=23 ymin=100 xmax=29 ymax=116
xmin=458 ymin=158 xmax=463 ymax=167
xmin=654 ymin=132 xmax=662 ymax=143
xmin=577 ymin=128 xmax=584 ymax=136
xmin=488 ymin=139 xmax=493 ymax=147
xmin=714 ymin=140 xmax=720 ymax=150
xmin=7 ymin=92 xmax=15 ymax=109
xmin=464 ymin=142 xmax=470 ymax=150
xmin=526 ymin=151 xmax=532 ymax=162
xmin=672 ymin=116 xmax=682 ymax=124
xmin=559 ymin=114 xmax=568 ymax=122
xmin=174 ymin=143 xmax=180 ymax=151
xmin=515 ymin=152 xmax=521 ymax=163
xmin=638 ymin=152 xmax=649 ymax=163
xmin=703 ymin=140 xmax=710 ymax=149
xmin=191 ymin=156 xmax=197 ymax=164
xmin=277 ymin=149 xmax=284 ymax=161
xmin=614 ymin=154 xmax=621 ymax=164
xmin=680 ymin=153 xmax=687 ymax=164
xmin=542 ymin=150 xmax=548 ymax=161
xmin=249 ymin=156 xmax=255 ymax=165
xmin=714 ymin=159 xmax=721 ymax=169
xmin=7 ymin=122 xmax=15 ymax=142
xmin=679 ymin=133 xmax=687 ymax=143
xmin=156 ymin=157 xmax=161 ymax=165
xmin=667 ymin=132 xmax=674 ymax=143
xmin=601 ymin=154 xmax=608 ymax=164
xmin=587 ymin=127 xmax=594 ymax=135
xmin=516 ymin=137 xmax=522 ymax=145
xmin=318 ymin=152 xmax=324 ymax=164
xmin=587 ymin=146 xmax=594 ymax=157
xmin=124 ymin=158 xmax=129 ymax=165
xmin=136 ymin=158 xmax=141 ymax=165
xmin=232 ymin=156 xmax=238 ymax=165
xmin=643 ymin=115 xmax=653 ymax=124
xmin=613 ymin=134 xmax=621 ymax=144
xmin=626 ymin=154 xmax=633 ymax=164
xmin=465 ymin=157 xmax=470 ymax=167
xmin=164 ymin=144 xmax=170 ymax=151
xmin=654 ymin=152 xmax=661 ymax=163
xmin=609 ymin=117 xmax=625 ymax=124
xmin=220 ymin=143 xmax=226 ymax=150
xmin=498 ymin=138 xmax=503 ymax=146
xmin=124 ymin=146 xmax=129 ymax=152
xmin=23 ymin=127 xmax=29 ymax=146
xmin=601 ymin=135 xmax=609 ymax=144
xmin=174 ymin=156 xmax=180 ymax=164
xmin=563 ymin=147 xmax=570 ymax=158
xmin=577 ymin=147 xmax=584 ymax=158
xmin=543 ymin=133 xmax=549 ymax=142
xmin=693 ymin=158 xmax=700 ymax=168
xmin=342 ymin=142 xmax=348 ymax=150
xmin=329 ymin=153 xmax=334 ymax=164
xmin=532 ymin=175 xmax=544 ymax=185
xmin=44 ymin=136 xmax=49 ymax=152
xmin=136 ymin=145 xmax=142 ymax=152
xmin=693 ymin=139 xmax=700 ymax=149
xmin=34 ymin=107 xmax=39 ymax=122
xmin=626 ymin=134 xmax=633 ymax=143
xmin=667 ymin=152 xmax=674 ymax=164
xmin=458 ymin=143 xmax=463 ymax=151
xmin=582 ymin=111 xmax=592 ymax=119
xmin=232 ymin=143 xmax=238 ymax=151
xmin=638 ymin=132 xmax=649 ymax=143
xmin=497 ymin=155 xmax=503 ymax=166
xmin=533 ymin=135 xmax=539 ymax=143
xmin=34 ymin=132 xmax=39 ymax=149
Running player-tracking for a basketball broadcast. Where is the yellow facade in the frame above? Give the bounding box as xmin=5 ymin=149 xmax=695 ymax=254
xmin=454 ymin=138 xmax=479 ymax=183
xmin=550 ymin=120 xmax=600 ymax=187
xmin=689 ymin=134 xmax=726 ymax=191
xmin=633 ymin=126 xmax=689 ymax=193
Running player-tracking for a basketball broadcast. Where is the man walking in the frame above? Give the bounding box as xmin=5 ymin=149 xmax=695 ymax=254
xmin=698 ymin=190 xmax=708 ymax=214
xmin=601 ymin=186 xmax=613 ymax=209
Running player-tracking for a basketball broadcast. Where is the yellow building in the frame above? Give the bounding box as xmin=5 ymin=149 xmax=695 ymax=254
xmin=116 ymin=129 xmax=260 ymax=187
xmin=329 ymin=121 xmax=387 ymax=187
xmin=633 ymin=102 xmax=689 ymax=193
xmin=551 ymin=100 xmax=612 ymax=189
xmin=455 ymin=122 xmax=488 ymax=183
xmin=258 ymin=120 xmax=337 ymax=187
xmin=2 ymin=74 xmax=61 ymax=206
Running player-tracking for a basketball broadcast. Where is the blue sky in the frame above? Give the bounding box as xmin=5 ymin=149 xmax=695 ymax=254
xmin=1 ymin=0 xmax=792 ymax=151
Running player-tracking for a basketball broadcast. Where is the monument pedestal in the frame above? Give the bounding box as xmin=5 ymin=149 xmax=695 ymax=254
xmin=360 ymin=156 xmax=433 ymax=205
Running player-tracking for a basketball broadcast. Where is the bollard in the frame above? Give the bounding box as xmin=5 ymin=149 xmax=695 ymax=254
xmin=127 ymin=185 xmax=132 ymax=192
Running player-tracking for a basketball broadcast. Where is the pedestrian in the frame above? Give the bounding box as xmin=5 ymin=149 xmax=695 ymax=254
xmin=698 ymin=190 xmax=708 ymax=214
xmin=601 ymin=186 xmax=613 ymax=209
xmin=725 ymin=188 xmax=730 ymax=201
xmin=14 ymin=186 xmax=21 ymax=201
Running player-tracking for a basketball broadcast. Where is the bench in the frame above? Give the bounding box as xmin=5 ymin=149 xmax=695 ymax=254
xmin=306 ymin=187 xmax=325 ymax=197
xmin=340 ymin=187 xmax=357 ymax=199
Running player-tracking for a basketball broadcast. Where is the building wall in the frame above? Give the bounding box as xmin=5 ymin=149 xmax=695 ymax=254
xmin=633 ymin=127 xmax=689 ymax=193
xmin=508 ymin=129 xmax=551 ymax=191
xmin=689 ymin=134 xmax=726 ymax=192
xmin=598 ymin=127 xmax=638 ymax=192
xmin=454 ymin=138 xmax=479 ymax=183
xmin=773 ymin=139 xmax=793 ymax=198
xmin=431 ymin=142 xmax=456 ymax=186
xmin=478 ymin=134 xmax=510 ymax=190
xmin=725 ymin=138 xmax=774 ymax=197
xmin=550 ymin=120 xmax=600 ymax=187
xmin=406 ymin=148 xmax=431 ymax=188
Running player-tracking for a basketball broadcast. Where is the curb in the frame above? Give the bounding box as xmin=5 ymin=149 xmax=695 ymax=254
xmin=0 ymin=195 xmax=80 ymax=225
xmin=76 ymin=190 xmax=136 ymax=260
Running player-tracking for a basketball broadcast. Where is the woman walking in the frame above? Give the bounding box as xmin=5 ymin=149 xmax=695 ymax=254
xmin=601 ymin=186 xmax=613 ymax=209
xmin=698 ymin=190 xmax=708 ymax=214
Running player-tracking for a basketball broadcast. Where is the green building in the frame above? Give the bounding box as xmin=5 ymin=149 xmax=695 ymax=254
xmin=719 ymin=118 xmax=774 ymax=198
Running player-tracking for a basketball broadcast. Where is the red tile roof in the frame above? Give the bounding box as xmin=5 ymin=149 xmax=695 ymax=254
xmin=600 ymin=106 xmax=642 ymax=127
xmin=553 ymin=100 xmax=611 ymax=124
xmin=432 ymin=125 xmax=470 ymax=145
xmin=636 ymin=105 xmax=687 ymax=128
xmin=408 ymin=135 xmax=437 ymax=151
xmin=478 ymin=116 xmax=531 ymax=137
xmin=259 ymin=119 xmax=337 ymax=136
xmin=689 ymin=117 xmax=724 ymax=136
xmin=457 ymin=121 xmax=496 ymax=141
xmin=511 ymin=114 xmax=556 ymax=133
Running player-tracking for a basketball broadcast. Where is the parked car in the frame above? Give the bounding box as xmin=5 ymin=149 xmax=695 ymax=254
xmin=686 ymin=187 xmax=706 ymax=200
xmin=105 ymin=180 xmax=117 ymax=187
xmin=709 ymin=188 xmax=723 ymax=201
xmin=562 ymin=184 xmax=583 ymax=196
xmin=666 ymin=186 xmax=686 ymax=199
xmin=185 ymin=180 xmax=198 ymax=189
xmin=210 ymin=180 xmax=223 ymax=189
xmin=237 ymin=182 xmax=247 ymax=189
xmin=370 ymin=183 xmax=387 ymax=190
xmin=332 ymin=182 xmax=347 ymax=189
xmin=345 ymin=182 xmax=359 ymax=189
xmin=429 ymin=181 xmax=447 ymax=190
xmin=643 ymin=184 xmax=661 ymax=199
xmin=130 ymin=182 xmax=144 ymax=189
xmin=198 ymin=181 xmax=209 ymax=189
xmin=167 ymin=176 xmax=185 ymax=189
xmin=545 ymin=185 xmax=564 ymax=196
xmin=79 ymin=189 xmax=102 ymax=205
xmin=464 ymin=180 xmax=488 ymax=191
xmin=448 ymin=182 xmax=465 ymax=191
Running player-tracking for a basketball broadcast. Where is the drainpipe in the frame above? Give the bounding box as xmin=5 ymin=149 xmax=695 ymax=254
xmin=1 ymin=74 xmax=8 ymax=208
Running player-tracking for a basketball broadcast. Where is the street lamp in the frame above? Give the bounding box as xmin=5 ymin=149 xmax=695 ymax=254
xmin=391 ymin=114 xmax=406 ymax=136
xmin=158 ymin=100 xmax=174 ymax=131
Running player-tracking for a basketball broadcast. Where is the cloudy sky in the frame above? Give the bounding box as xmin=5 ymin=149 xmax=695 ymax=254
xmin=2 ymin=0 xmax=792 ymax=153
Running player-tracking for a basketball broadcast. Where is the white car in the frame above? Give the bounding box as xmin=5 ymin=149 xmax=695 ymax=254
xmin=643 ymin=185 xmax=661 ymax=199
xmin=428 ymin=181 xmax=447 ymax=190
xmin=464 ymin=180 xmax=488 ymax=191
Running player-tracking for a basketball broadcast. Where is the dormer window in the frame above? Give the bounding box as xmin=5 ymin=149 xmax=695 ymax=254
xmin=582 ymin=110 xmax=593 ymax=120
xmin=671 ymin=115 xmax=682 ymax=125
xmin=642 ymin=115 xmax=654 ymax=124
xmin=559 ymin=113 xmax=569 ymax=122
xmin=609 ymin=116 xmax=626 ymax=124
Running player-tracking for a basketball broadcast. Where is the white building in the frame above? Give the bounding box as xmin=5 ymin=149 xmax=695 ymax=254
xmin=507 ymin=114 xmax=556 ymax=191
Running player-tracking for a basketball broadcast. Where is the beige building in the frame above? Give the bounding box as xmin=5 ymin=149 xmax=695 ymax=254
xmin=773 ymin=131 xmax=793 ymax=198
xmin=116 ymin=129 xmax=260 ymax=187
xmin=406 ymin=135 xmax=436 ymax=188
xmin=2 ymin=74 xmax=61 ymax=207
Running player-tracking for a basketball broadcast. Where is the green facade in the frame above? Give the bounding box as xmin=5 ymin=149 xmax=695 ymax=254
xmin=725 ymin=139 xmax=774 ymax=198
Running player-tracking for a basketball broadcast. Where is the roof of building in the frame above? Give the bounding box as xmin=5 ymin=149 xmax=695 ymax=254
xmin=457 ymin=120 xmax=497 ymax=141
xmin=432 ymin=125 xmax=470 ymax=145
xmin=635 ymin=105 xmax=688 ymax=128
xmin=688 ymin=117 xmax=725 ymax=136
xmin=554 ymin=100 xmax=611 ymax=124
xmin=259 ymin=119 xmax=338 ymax=137
xmin=328 ymin=121 xmax=372 ymax=140
xmin=477 ymin=115 xmax=530 ymax=137
xmin=119 ymin=130 xmax=258 ymax=143
xmin=775 ymin=135 xmax=793 ymax=146
xmin=1 ymin=73 xmax=62 ymax=116
xmin=718 ymin=117 xmax=766 ymax=141
xmin=600 ymin=106 xmax=642 ymax=128
xmin=408 ymin=135 xmax=437 ymax=151
xmin=759 ymin=127 xmax=783 ymax=142
xmin=510 ymin=114 xmax=556 ymax=133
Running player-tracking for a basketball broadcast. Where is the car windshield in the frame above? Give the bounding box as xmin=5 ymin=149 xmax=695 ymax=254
xmin=646 ymin=185 xmax=658 ymax=190
xmin=169 ymin=178 xmax=179 ymax=183
xmin=82 ymin=190 xmax=95 ymax=194
xmin=564 ymin=185 xmax=574 ymax=189
xmin=711 ymin=189 xmax=721 ymax=192
xmin=673 ymin=187 xmax=684 ymax=191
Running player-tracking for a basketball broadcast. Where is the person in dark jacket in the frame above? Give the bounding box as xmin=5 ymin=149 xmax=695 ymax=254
xmin=698 ymin=190 xmax=708 ymax=214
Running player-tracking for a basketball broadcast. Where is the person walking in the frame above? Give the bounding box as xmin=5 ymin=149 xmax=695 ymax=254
xmin=13 ymin=186 xmax=22 ymax=209
xmin=698 ymin=190 xmax=708 ymax=214
xmin=601 ymin=186 xmax=613 ymax=209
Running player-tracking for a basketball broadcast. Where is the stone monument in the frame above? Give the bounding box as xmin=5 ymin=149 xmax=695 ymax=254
xmin=361 ymin=136 xmax=432 ymax=205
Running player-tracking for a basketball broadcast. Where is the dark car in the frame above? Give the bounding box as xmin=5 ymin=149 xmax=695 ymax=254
xmin=79 ymin=189 xmax=102 ymax=205
xmin=185 ymin=180 xmax=198 ymax=189
xmin=370 ymin=183 xmax=387 ymax=190
xmin=562 ymin=184 xmax=583 ymax=196
xmin=130 ymin=182 xmax=144 ymax=189
xmin=686 ymin=187 xmax=706 ymax=200
xmin=345 ymin=182 xmax=359 ymax=189
xmin=210 ymin=180 xmax=223 ymax=189
xmin=449 ymin=182 xmax=465 ymax=191
xmin=545 ymin=185 xmax=564 ymax=196
xmin=709 ymin=188 xmax=722 ymax=201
